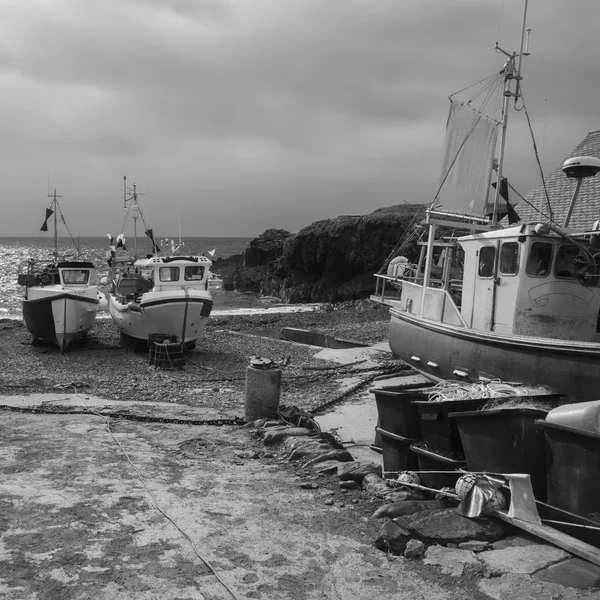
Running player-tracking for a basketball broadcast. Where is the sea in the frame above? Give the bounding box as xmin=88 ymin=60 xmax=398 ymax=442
xmin=0 ymin=236 xmax=316 ymax=319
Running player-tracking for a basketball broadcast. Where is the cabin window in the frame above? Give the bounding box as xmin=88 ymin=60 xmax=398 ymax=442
xmin=184 ymin=266 xmax=205 ymax=281
xmin=478 ymin=246 xmax=495 ymax=278
xmin=159 ymin=267 xmax=180 ymax=282
xmin=555 ymin=244 xmax=580 ymax=278
xmin=499 ymin=242 xmax=519 ymax=275
xmin=61 ymin=269 xmax=90 ymax=284
xmin=526 ymin=242 xmax=553 ymax=277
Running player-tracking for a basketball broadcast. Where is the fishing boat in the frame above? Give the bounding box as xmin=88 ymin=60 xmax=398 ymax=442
xmin=17 ymin=189 xmax=101 ymax=352
xmin=372 ymin=3 xmax=600 ymax=401
xmin=104 ymin=177 xmax=214 ymax=350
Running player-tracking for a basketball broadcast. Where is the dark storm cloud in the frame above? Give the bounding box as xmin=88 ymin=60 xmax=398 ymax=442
xmin=0 ymin=0 xmax=599 ymax=236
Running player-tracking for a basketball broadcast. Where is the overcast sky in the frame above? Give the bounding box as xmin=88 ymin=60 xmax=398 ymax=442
xmin=1 ymin=0 xmax=598 ymax=238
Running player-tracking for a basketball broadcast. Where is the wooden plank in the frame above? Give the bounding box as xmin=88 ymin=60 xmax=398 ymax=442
xmin=493 ymin=510 xmax=600 ymax=567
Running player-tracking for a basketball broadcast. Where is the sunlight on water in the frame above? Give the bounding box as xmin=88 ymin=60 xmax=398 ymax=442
xmin=0 ymin=236 xmax=254 ymax=318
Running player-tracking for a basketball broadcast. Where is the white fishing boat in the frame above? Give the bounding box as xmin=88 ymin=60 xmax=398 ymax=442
xmin=17 ymin=189 xmax=101 ymax=352
xmin=104 ymin=177 xmax=214 ymax=350
xmin=372 ymin=3 xmax=600 ymax=400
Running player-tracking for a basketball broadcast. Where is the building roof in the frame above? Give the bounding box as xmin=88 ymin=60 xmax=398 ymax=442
xmin=514 ymin=129 xmax=600 ymax=229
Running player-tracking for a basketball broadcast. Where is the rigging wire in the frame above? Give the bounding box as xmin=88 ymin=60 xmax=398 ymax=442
xmin=449 ymin=72 xmax=500 ymax=102
xmin=55 ymin=202 xmax=80 ymax=254
xmin=74 ymin=390 xmax=242 ymax=600
xmin=519 ymin=89 xmax=555 ymax=224
xmin=36 ymin=196 xmax=82 ymax=259
xmin=119 ymin=197 xmax=134 ymax=235
xmin=380 ymin=72 xmax=505 ymax=272
xmin=377 ymin=207 xmax=427 ymax=274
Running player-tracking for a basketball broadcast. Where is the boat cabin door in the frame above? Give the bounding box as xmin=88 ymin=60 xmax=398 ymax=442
xmin=491 ymin=240 xmax=521 ymax=334
xmin=471 ymin=243 xmax=498 ymax=331
xmin=472 ymin=240 xmax=520 ymax=333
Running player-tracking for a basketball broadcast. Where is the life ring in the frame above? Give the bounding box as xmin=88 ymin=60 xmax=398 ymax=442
xmin=387 ymin=256 xmax=409 ymax=278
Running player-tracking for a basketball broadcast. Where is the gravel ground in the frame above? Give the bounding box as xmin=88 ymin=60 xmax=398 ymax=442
xmin=0 ymin=301 xmax=397 ymax=415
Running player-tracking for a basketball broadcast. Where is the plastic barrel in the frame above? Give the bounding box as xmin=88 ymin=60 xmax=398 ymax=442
xmin=545 ymin=400 xmax=600 ymax=434
xmin=245 ymin=365 xmax=282 ymax=422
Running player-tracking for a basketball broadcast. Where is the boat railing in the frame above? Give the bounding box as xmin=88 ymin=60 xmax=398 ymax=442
xmin=372 ymin=272 xmax=465 ymax=324
xmin=372 ymin=272 xmax=445 ymax=304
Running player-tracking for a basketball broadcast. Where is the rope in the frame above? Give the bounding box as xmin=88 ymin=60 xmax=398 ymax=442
xmin=0 ymin=404 xmax=243 ymax=426
xmin=310 ymin=364 xmax=405 ymax=415
xmin=520 ymin=89 xmax=555 ymax=224
xmin=424 ymin=380 xmax=553 ymax=402
xmin=71 ymin=391 xmax=242 ymax=600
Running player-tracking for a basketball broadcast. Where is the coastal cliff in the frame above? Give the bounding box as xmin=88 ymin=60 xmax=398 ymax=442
xmin=213 ymin=204 xmax=424 ymax=303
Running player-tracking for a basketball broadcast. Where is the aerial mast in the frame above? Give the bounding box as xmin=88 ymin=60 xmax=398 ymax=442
xmin=124 ymin=176 xmax=144 ymax=255
xmin=48 ymin=188 xmax=62 ymax=260
xmin=491 ymin=0 xmax=530 ymax=227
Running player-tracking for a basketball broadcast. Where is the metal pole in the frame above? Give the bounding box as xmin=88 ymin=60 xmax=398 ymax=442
xmin=420 ymin=222 xmax=436 ymax=316
xmin=514 ymin=0 xmax=530 ymax=100
xmin=492 ymin=0 xmax=529 ymax=227
xmin=492 ymin=58 xmax=514 ymax=227
xmin=53 ymin=190 xmax=58 ymax=259
xmin=563 ymin=178 xmax=583 ymax=228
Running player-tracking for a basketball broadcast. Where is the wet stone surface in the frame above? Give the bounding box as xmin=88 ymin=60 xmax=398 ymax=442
xmin=393 ymin=508 xmax=511 ymax=546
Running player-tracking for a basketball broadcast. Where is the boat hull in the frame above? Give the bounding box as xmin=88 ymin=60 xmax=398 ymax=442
xmin=388 ymin=307 xmax=600 ymax=400
xmin=106 ymin=290 xmax=213 ymax=345
xmin=22 ymin=288 xmax=100 ymax=351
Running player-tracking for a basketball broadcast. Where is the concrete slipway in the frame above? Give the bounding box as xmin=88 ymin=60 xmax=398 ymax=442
xmin=0 ymin=342 xmax=598 ymax=599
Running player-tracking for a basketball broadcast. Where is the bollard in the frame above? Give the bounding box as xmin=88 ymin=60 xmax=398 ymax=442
xmin=245 ymin=356 xmax=282 ymax=422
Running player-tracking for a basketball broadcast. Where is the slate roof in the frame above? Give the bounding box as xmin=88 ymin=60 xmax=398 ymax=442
xmin=514 ymin=129 xmax=600 ymax=229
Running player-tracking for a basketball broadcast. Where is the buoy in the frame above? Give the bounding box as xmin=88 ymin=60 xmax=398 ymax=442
xmin=455 ymin=473 xmax=480 ymax=500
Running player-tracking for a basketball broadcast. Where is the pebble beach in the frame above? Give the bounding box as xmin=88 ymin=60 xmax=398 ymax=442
xmin=0 ymin=301 xmax=394 ymax=414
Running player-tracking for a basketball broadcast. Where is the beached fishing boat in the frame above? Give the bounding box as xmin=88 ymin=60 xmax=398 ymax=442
xmin=17 ymin=189 xmax=101 ymax=352
xmin=104 ymin=177 xmax=214 ymax=350
xmin=372 ymin=3 xmax=600 ymax=400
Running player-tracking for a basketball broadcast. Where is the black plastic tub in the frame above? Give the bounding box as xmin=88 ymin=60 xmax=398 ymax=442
xmin=450 ymin=408 xmax=549 ymax=499
xmin=538 ymin=420 xmax=600 ymax=519
xmin=375 ymin=427 xmax=419 ymax=474
xmin=413 ymin=394 xmax=564 ymax=455
xmin=410 ymin=444 xmax=466 ymax=490
xmin=411 ymin=398 xmax=488 ymax=454
xmin=371 ymin=385 xmax=433 ymax=439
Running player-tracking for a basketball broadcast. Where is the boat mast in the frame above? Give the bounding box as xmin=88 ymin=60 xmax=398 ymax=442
xmin=48 ymin=188 xmax=62 ymax=261
xmin=124 ymin=176 xmax=144 ymax=255
xmin=491 ymin=0 xmax=529 ymax=227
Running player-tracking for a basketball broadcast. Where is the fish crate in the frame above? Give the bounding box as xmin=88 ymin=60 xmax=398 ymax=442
xmin=370 ymin=385 xmax=433 ymax=439
xmin=375 ymin=427 xmax=419 ymax=474
xmin=538 ymin=420 xmax=600 ymax=519
xmin=410 ymin=443 xmax=466 ymax=490
xmin=149 ymin=341 xmax=185 ymax=370
xmin=450 ymin=407 xmax=549 ymax=499
xmin=411 ymin=398 xmax=488 ymax=454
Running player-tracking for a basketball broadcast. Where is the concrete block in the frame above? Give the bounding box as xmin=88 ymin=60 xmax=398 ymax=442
xmin=423 ymin=545 xmax=482 ymax=577
xmin=479 ymin=573 xmax=600 ymax=600
xmin=491 ymin=534 xmax=539 ymax=550
xmin=479 ymin=544 xmax=570 ymax=576
xmin=533 ymin=557 xmax=600 ymax=590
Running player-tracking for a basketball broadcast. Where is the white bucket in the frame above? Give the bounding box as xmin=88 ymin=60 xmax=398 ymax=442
xmin=545 ymin=400 xmax=600 ymax=434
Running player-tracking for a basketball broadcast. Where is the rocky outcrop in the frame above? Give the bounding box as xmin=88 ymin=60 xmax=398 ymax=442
xmin=214 ymin=204 xmax=424 ymax=302
xmin=244 ymin=229 xmax=292 ymax=268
